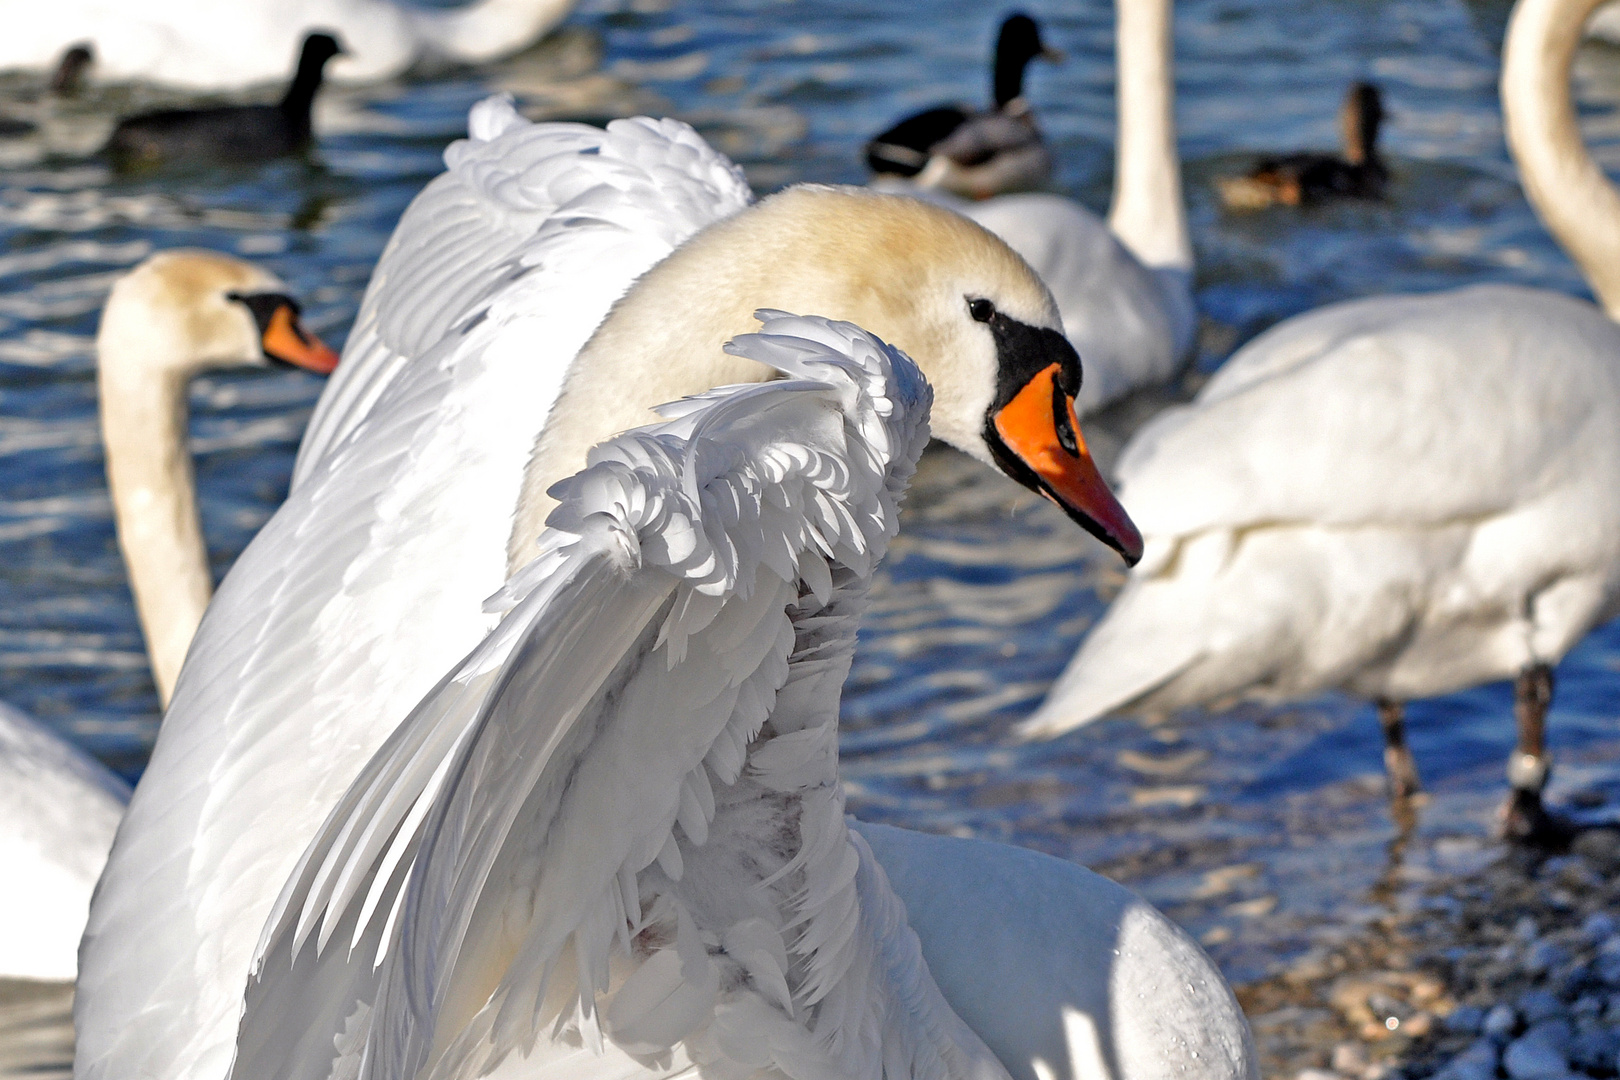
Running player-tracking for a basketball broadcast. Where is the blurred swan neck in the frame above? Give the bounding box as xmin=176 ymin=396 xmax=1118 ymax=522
xmin=98 ymin=358 xmax=209 ymax=707
xmin=1503 ymin=0 xmax=1620 ymax=318
xmin=1107 ymin=0 xmax=1191 ymax=273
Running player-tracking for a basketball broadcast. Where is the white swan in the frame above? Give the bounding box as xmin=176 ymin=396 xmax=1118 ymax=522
xmin=225 ymin=313 xmax=1252 ymax=1080
xmin=877 ymin=0 xmax=1194 ymax=416
xmin=99 ymin=248 xmax=340 ymax=704
xmin=76 ymin=106 xmax=1251 ymax=1080
xmin=0 ymin=249 xmax=337 ymax=984
xmin=0 ymin=705 xmax=126 ymax=981
xmin=1020 ymin=0 xmax=1620 ymax=843
xmin=0 ymin=0 xmax=575 ymax=90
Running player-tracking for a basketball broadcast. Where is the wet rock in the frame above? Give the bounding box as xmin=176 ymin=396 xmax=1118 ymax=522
xmin=1517 ymin=990 xmax=1564 ymax=1025
xmin=1524 ymin=941 xmax=1570 ymax=977
xmin=1569 ymin=1027 xmax=1619 ymax=1075
xmin=1446 ymin=1005 xmax=1486 ymax=1035
xmin=1486 ymin=1004 xmax=1520 ymax=1041
xmin=1503 ymin=1021 xmax=1574 ymax=1080
xmin=1432 ymin=1039 xmax=1501 ymax=1080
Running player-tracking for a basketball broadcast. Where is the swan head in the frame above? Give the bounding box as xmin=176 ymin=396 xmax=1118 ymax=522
xmin=557 ymin=185 xmax=1142 ymax=565
xmin=97 ymin=249 xmax=338 ymax=380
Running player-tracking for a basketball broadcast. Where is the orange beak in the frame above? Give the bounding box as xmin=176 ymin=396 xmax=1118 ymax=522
xmin=262 ymin=303 xmax=339 ymax=375
xmin=992 ymin=362 xmax=1143 ymax=565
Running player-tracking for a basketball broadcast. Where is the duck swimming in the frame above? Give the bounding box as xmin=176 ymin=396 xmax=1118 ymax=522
xmin=103 ymin=33 xmax=344 ymax=168
xmin=1217 ymin=81 xmax=1388 ymax=210
xmin=866 ymin=13 xmax=1061 ymax=199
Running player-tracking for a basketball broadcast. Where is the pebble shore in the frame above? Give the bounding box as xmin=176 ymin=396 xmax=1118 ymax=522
xmin=1242 ymin=827 xmax=1620 ymax=1080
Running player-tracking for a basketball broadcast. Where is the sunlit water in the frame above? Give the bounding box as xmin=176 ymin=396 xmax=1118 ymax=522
xmin=3 ymin=0 xmax=1620 ymax=1064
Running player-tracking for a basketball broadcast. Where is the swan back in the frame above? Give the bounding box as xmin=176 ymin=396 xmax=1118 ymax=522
xmin=0 ymin=705 xmax=127 ymax=981
xmin=230 ymin=314 xmax=1006 ymax=1080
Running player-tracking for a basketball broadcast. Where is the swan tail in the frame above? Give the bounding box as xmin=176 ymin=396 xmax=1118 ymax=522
xmin=1016 ymin=569 xmax=1208 ymax=740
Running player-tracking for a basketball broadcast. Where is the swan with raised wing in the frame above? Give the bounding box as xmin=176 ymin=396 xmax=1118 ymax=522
xmin=1021 ymin=0 xmax=1620 ymax=844
xmin=879 ymin=0 xmax=1194 ymax=416
xmin=77 ymin=105 xmax=1251 ymax=1080
xmin=229 ymin=312 xmax=1252 ymax=1080
xmin=0 ymin=0 xmax=574 ymax=90
xmin=0 ymin=249 xmax=336 ymax=983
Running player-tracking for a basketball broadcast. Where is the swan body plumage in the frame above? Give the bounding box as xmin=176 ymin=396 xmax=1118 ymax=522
xmin=0 ymin=705 xmax=127 ymax=982
xmin=77 ymin=102 xmax=1241 ymax=1080
xmin=876 ymin=0 xmax=1194 ymax=416
xmin=0 ymin=0 xmax=574 ymax=90
xmin=1022 ymin=0 xmax=1620 ymax=835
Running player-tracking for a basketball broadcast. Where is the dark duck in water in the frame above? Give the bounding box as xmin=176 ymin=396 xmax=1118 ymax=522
xmin=103 ymin=33 xmax=343 ymax=168
xmin=865 ymin=13 xmax=1062 ymax=199
xmin=1218 ymin=81 xmax=1389 ymax=209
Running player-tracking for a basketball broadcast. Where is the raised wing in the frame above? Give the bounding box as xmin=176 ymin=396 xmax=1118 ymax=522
xmin=293 ymin=96 xmax=751 ymax=488
xmin=75 ymin=106 xmax=753 ymax=1080
xmin=1118 ymin=284 xmax=1620 ymax=545
xmin=232 ymin=315 xmax=1002 ymax=1080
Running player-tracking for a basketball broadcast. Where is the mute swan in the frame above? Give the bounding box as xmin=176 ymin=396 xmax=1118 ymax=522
xmin=0 ymin=0 xmax=574 ymax=90
xmin=0 ymin=705 xmax=126 ymax=981
xmin=866 ymin=14 xmax=1061 ymax=199
xmin=226 ymin=312 xmax=1253 ymax=1080
xmin=1021 ymin=0 xmax=1620 ymax=844
xmin=99 ymin=248 xmax=340 ymax=703
xmin=105 ymin=34 xmax=344 ymax=168
xmin=878 ymin=0 xmax=1195 ymax=416
xmin=1216 ymin=82 xmax=1389 ymax=210
xmin=76 ymin=106 xmax=1251 ymax=1080
xmin=0 ymin=249 xmax=336 ymax=983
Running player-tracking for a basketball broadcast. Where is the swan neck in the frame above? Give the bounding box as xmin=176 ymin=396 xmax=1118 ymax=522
xmin=1106 ymin=0 xmax=1192 ymax=273
xmin=1502 ymin=0 xmax=1620 ymax=318
xmin=99 ymin=358 xmax=210 ymax=707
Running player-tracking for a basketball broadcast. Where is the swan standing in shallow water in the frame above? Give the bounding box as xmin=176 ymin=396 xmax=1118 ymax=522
xmin=1021 ymin=0 xmax=1620 ymax=843
xmin=0 ymin=250 xmax=336 ymax=984
xmin=0 ymin=0 xmax=574 ymax=90
xmin=77 ymin=105 xmax=1251 ymax=1080
xmin=228 ymin=312 xmax=1252 ymax=1080
xmin=879 ymin=0 xmax=1195 ymax=416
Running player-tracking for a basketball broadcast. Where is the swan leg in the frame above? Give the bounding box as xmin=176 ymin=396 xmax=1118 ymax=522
xmin=1498 ymin=664 xmax=1571 ymax=846
xmin=1375 ymin=698 xmax=1422 ymax=801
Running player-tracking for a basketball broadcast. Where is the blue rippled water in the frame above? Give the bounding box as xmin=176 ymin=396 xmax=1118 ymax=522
xmin=1 ymin=0 xmax=1617 ymax=1008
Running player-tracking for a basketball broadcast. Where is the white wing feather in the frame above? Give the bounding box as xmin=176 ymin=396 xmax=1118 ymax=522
xmin=231 ymin=315 xmax=1004 ymax=1080
xmin=75 ymin=104 xmax=753 ymax=1080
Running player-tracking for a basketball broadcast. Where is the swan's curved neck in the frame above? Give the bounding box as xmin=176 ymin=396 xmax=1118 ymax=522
xmin=1106 ymin=0 xmax=1191 ymax=273
xmin=99 ymin=359 xmax=209 ymax=707
xmin=1503 ymin=0 xmax=1620 ymax=319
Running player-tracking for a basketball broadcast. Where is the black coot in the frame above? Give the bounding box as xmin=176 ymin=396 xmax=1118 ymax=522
xmin=104 ymin=33 xmax=344 ymax=168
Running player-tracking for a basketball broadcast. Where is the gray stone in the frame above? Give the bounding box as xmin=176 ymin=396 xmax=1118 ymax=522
xmin=1432 ymin=1039 xmax=1500 ymax=1080
xmin=1525 ymin=941 xmax=1570 ymax=977
xmin=1486 ymin=1003 xmax=1521 ymax=1040
xmin=1447 ymin=1006 xmax=1487 ymax=1035
xmin=1517 ymin=991 xmax=1566 ymax=1027
xmin=1504 ymin=1025 xmax=1575 ymax=1080
xmin=1569 ymin=1027 xmax=1620 ymax=1073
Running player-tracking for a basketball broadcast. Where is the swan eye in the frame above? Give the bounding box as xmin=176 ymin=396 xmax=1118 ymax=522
xmin=967 ymin=298 xmax=996 ymax=323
